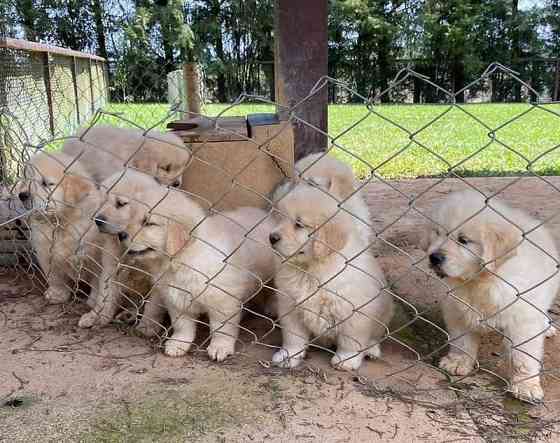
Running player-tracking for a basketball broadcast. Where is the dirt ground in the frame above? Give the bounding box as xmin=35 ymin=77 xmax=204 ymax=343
xmin=2 ymin=177 xmax=560 ymax=442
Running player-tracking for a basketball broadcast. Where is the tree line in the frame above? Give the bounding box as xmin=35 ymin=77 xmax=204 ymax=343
xmin=3 ymin=1 xmax=560 ymax=103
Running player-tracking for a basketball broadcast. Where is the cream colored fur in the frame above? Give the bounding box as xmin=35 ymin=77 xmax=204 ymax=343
xmin=270 ymin=181 xmax=393 ymax=371
xmin=271 ymin=152 xmax=373 ymax=244
xmin=97 ymin=170 xmax=276 ymax=360
xmin=62 ymin=125 xmax=191 ymax=186
xmin=426 ymin=189 xmax=559 ymax=403
xmin=20 ymin=151 xmax=119 ymax=310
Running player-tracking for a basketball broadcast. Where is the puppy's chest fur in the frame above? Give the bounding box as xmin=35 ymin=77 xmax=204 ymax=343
xmin=277 ymin=267 xmax=350 ymax=341
xmin=445 ymin=277 xmax=509 ymax=331
xmin=31 ymin=218 xmax=100 ymax=271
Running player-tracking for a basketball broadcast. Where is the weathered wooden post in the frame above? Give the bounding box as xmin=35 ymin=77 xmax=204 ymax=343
xmin=274 ymin=0 xmax=328 ymax=161
xmin=183 ymin=62 xmax=203 ymax=117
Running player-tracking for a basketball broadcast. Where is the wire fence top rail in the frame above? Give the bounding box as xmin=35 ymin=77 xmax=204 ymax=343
xmin=0 ymin=37 xmax=106 ymax=62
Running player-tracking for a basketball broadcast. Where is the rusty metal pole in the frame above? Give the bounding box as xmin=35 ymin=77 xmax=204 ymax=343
xmin=274 ymin=0 xmax=328 ymax=161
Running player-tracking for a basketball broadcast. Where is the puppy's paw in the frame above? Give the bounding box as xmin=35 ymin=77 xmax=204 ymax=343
xmin=136 ymin=320 xmax=161 ymax=338
xmin=545 ymin=325 xmax=557 ymax=338
xmin=510 ymin=379 xmax=544 ymax=404
xmin=331 ymin=351 xmax=363 ymax=371
xmin=207 ymin=341 xmax=235 ymax=362
xmin=439 ymin=354 xmax=475 ymax=376
xmin=366 ymin=343 xmax=382 ymax=360
xmin=45 ymin=287 xmax=71 ymax=304
xmin=164 ymin=339 xmax=191 ymax=357
xmin=272 ymin=348 xmax=305 ymax=369
xmin=78 ymin=311 xmax=100 ymax=328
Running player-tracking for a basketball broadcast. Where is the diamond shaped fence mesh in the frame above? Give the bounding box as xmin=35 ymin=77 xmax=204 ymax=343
xmin=2 ymin=40 xmax=560 ymax=436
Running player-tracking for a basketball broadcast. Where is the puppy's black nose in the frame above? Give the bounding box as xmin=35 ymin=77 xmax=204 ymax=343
xmin=171 ymin=179 xmax=181 ymax=188
xmin=94 ymin=214 xmax=106 ymax=227
xmin=118 ymin=231 xmax=129 ymax=242
xmin=18 ymin=191 xmax=30 ymax=201
xmin=429 ymin=252 xmax=445 ymax=266
xmin=269 ymin=232 xmax=281 ymax=245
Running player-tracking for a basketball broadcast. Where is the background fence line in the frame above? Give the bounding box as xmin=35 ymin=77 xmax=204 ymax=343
xmin=0 ymin=38 xmax=108 ymax=180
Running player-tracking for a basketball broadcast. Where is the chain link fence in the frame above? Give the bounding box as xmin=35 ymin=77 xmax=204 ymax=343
xmin=2 ymin=43 xmax=560 ymax=438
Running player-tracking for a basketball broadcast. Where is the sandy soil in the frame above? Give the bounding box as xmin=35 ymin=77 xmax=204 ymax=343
xmin=2 ymin=176 xmax=560 ymax=442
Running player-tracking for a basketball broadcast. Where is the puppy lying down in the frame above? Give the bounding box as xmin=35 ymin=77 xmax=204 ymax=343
xmin=426 ymin=189 xmax=559 ymax=403
xmin=62 ymin=125 xmax=191 ymax=187
xmin=96 ymin=170 xmax=276 ymax=361
xmin=269 ymin=180 xmax=394 ymax=371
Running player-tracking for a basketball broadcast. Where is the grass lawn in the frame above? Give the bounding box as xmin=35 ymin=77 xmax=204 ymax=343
xmin=97 ymin=102 xmax=560 ymax=179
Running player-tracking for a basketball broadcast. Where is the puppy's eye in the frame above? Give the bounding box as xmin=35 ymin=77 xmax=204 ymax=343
xmin=41 ymin=179 xmax=54 ymax=188
xmin=295 ymin=219 xmax=305 ymax=229
xmin=116 ymin=199 xmax=128 ymax=209
xmin=457 ymin=235 xmax=469 ymax=245
xmin=161 ymin=164 xmax=172 ymax=173
xmin=143 ymin=217 xmax=158 ymax=227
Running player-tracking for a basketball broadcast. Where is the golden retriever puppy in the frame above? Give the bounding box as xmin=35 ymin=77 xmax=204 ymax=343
xmin=17 ymin=151 xmax=119 ymax=306
xmin=62 ymin=125 xmax=191 ymax=186
xmin=80 ymin=170 xmax=170 ymax=331
xmin=269 ymin=181 xmax=393 ymax=371
xmin=95 ymin=170 xmax=276 ymax=360
xmin=425 ymin=189 xmax=559 ymax=402
xmin=271 ymin=152 xmax=372 ymax=244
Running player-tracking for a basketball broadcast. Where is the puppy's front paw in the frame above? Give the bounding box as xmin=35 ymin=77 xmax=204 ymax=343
xmin=45 ymin=287 xmax=71 ymax=304
xmin=331 ymin=351 xmax=363 ymax=371
xmin=439 ymin=354 xmax=476 ymax=376
xmin=78 ymin=311 xmax=99 ymax=328
xmin=272 ymin=348 xmax=305 ymax=369
xmin=164 ymin=339 xmax=191 ymax=357
xmin=510 ymin=379 xmax=544 ymax=403
xmin=366 ymin=343 xmax=382 ymax=360
xmin=78 ymin=310 xmax=112 ymax=328
xmin=136 ymin=320 xmax=161 ymax=338
xmin=207 ymin=341 xmax=235 ymax=362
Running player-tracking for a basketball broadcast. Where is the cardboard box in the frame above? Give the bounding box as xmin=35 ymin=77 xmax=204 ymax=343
xmin=168 ymin=114 xmax=294 ymax=211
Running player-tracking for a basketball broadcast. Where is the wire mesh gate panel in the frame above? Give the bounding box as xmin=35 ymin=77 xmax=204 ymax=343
xmin=2 ymin=60 xmax=560 ymax=440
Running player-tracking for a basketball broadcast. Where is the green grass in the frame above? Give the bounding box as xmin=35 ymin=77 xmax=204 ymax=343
xmin=94 ymin=102 xmax=560 ymax=179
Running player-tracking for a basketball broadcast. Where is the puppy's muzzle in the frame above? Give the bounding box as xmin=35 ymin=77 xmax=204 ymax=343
xmin=269 ymin=232 xmax=281 ymax=246
xmin=429 ymin=252 xmax=445 ymax=267
xmin=95 ymin=214 xmax=121 ymax=235
xmin=18 ymin=191 xmax=31 ymax=202
xmin=18 ymin=191 xmax=34 ymax=210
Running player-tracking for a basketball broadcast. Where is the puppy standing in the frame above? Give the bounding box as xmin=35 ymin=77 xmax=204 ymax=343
xmin=425 ymin=190 xmax=559 ymax=402
xmin=81 ymin=170 xmax=172 ymax=331
xmin=96 ymin=170 xmax=276 ymax=360
xmin=62 ymin=125 xmax=191 ymax=186
xmin=270 ymin=180 xmax=393 ymax=371
xmin=18 ymin=151 xmax=118 ymax=306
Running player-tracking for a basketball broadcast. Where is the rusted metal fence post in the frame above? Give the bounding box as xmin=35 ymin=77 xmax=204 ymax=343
xmin=42 ymin=52 xmax=55 ymax=136
xmin=71 ymin=56 xmax=80 ymax=125
xmin=183 ymin=62 xmax=202 ymax=117
xmin=274 ymin=0 xmax=328 ymax=161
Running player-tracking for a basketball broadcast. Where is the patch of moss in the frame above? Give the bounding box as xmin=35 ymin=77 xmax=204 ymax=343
xmin=390 ymin=301 xmax=448 ymax=365
xmin=84 ymin=388 xmax=254 ymax=443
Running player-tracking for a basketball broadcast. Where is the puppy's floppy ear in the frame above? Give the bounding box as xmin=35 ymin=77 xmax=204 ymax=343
xmin=130 ymin=153 xmax=158 ymax=177
xmin=481 ymin=221 xmax=521 ymax=271
xmin=308 ymin=175 xmax=355 ymax=200
xmin=312 ymin=220 xmax=349 ymax=258
xmin=63 ymin=174 xmax=96 ymax=205
xmin=165 ymin=221 xmax=189 ymax=257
